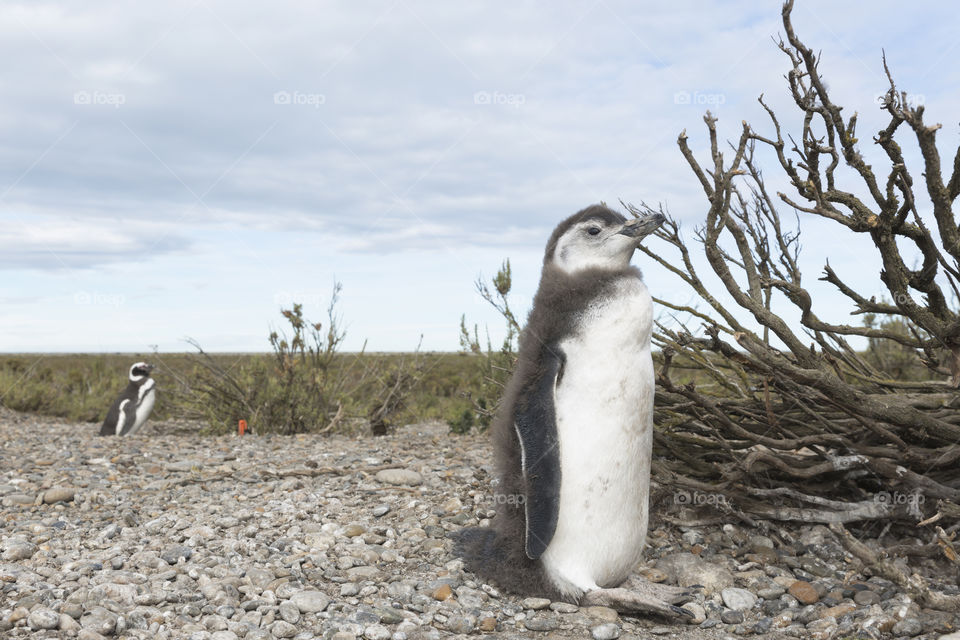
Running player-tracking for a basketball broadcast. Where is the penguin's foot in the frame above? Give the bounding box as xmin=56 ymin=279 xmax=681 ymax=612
xmin=580 ymin=580 xmax=694 ymax=619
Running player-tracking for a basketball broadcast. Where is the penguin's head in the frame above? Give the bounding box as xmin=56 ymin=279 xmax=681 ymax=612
xmin=129 ymin=362 xmax=155 ymax=382
xmin=545 ymin=204 xmax=664 ymax=274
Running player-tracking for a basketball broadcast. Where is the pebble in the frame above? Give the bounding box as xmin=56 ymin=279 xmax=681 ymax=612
xmin=720 ymin=609 xmax=744 ymax=624
xmin=854 ymin=589 xmax=880 ymax=605
xmin=721 ymin=587 xmax=757 ymax=611
xmin=680 ymin=602 xmax=705 ymax=624
xmin=431 ymin=584 xmax=452 ymax=601
xmin=583 ymin=606 xmax=619 ymax=623
xmin=1 ymin=539 xmax=36 ymax=561
xmin=27 ymin=607 xmax=60 ymax=630
xmin=364 ymin=624 xmax=391 ymax=640
xmin=374 ymin=469 xmax=423 ymax=485
xmin=43 ymin=486 xmax=76 ymax=503
xmin=160 ymin=544 xmax=193 ymax=564
xmin=788 ymin=580 xmax=819 ymax=605
xmin=893 ymin=617 xmax=923 ymax=637
xmin=270 ymin=620 xmax=298 ymax=638
xmin=523 ymin=613 xmax=559 ymax=631
xmin=655 ymin=552 xmax=734 ymax=595
xmin=522 ymin=597 xmax=552 ymax=610
xmin=290 ymin=590 xmax=331 ymax=613
xmin=550 ymin=602 xmax=578 ymax=613
xmin=591 ymin=622 xmax=621 ymax=640
xmin=1 ymin=409 xmax=958 ymax=640
xmin=444 ymin=615 xmax=476 ymax=634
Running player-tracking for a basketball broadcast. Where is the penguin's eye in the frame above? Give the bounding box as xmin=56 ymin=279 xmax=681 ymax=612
xmin=587 ymin=227 xmax=601 ymax=236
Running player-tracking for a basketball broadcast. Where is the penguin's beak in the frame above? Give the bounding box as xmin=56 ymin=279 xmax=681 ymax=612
xmin=618 ymin=213 xmax=665 ymax=240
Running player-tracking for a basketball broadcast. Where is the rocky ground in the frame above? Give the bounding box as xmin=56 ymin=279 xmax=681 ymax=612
xmin=1 ymin=407 xmax=959 ymax=640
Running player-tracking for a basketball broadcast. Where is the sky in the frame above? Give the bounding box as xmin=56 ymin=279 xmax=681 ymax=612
xmin=1 ymin=1 xmax=958 ymax=352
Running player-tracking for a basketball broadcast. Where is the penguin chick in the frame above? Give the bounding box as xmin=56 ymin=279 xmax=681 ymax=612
xmin=456 ymin=204 xmax=691 ymax=617
xmin=100 ymin=362 xmax=156 ymax=436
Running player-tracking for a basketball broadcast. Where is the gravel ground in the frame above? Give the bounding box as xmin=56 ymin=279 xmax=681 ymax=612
xmin=2 ymin=408 xmax=959 ymax=640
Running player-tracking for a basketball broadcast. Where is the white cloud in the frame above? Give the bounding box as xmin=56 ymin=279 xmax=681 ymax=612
xmin=1 ymin=0 xmax=958 ymax=350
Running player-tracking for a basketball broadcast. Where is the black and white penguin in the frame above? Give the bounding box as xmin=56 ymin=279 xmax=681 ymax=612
xmin=456 ymin=204 xmax=690 ymax=617
xmin=99 ymin=362 xmax=156 ymax=436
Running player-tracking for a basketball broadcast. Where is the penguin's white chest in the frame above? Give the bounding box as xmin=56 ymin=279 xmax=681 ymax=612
xmin=129 ymin=380 xmax=156 ymax=435
xmin=541 ymin=277 xmax=654 ymax=596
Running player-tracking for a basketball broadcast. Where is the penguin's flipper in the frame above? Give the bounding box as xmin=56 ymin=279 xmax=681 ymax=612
xmin=117 ymin=399 xmax=135 ymax=436
xmin=99 ymin=399 xmax=122 ymax=436
xmin=514 ymin=345 xmax=565 ymax=560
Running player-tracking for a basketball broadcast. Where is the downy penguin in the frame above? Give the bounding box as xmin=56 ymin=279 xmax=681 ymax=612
xmin=100 ymin=362 xmax=156 ymax=436
xmin=456 ymin=204 xmax=689 ymax=617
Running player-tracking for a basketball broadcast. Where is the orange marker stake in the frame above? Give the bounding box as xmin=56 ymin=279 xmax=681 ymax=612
xmin=238 ymin=419 xmax=247 ymax=436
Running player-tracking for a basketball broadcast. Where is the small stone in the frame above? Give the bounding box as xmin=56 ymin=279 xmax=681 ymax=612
xmin=720 ymin=609 xmax=744 ymax=624
xmin=522 ymin=597 xmax=552 ymax=610
xmin=372 ymin=504 xmax=391 ymax=517
xmin=380 ymin=609 xmax=406 ymax=625
xmin=757 ymin=585 xmax=786 ymax=599
xmin=478 ymin=616 xmax=497 ymax=632
xmin=892 ymin=617 xmax=923 ymax=637
xmin=270 ymin=620 xmax=297 ymax=638
xmin=43 ymin=487 xmax=76 ymax=503
xmin=822 ymin=603 xmax=855 ymax=618
xmin=853 ymin=589 xmax=880 ymax=605
xmin=680 ymin=602 xmax=705 ymax=624
xmin=161 ymin=544 xmax=193 ymax=564
xmin=211 ymin=632 xmax=239 ymax=640
xmin=523 ymin=614 xmax=559 ymax=631
xmin=28 ymin=607 xmax=60 ymax=630
xmin=80 ymin=607 xmax=117 ymax=636
xmin=638 ymin=567 xmax=667 ymax=582
xmin=59 ymin=613 xmax=81 ymax=632
xmin=278 ymin=602 xmax=300 ymax=624
xmin=78 ymin=631 xmax=108 ymax=640
xmin=721 ymin=587 xmax=757 ymax=611
xmin=753 ymin=617 xmax=773 ymax=634
xmin=655 ymin=553 xmax=734 ymax=595
xmin=550 ymin=602 xmax=579 ymax=614
xmin=584 ymin=606 xmax=619 ymax=622
xmin=444 ymin=615 xmax=476 ymax=634
xmin=591 ymin=622 xmax=621 ymax=640
xmin=375 ymin=469 xmax=423 ymax=485
xmin=788 ymin=580 xmax=819 ymax=605
xmin=363 ymin=624 xmax=391 ymax=640
xmin=289 ymin=590 xmax=331 ymax=613
xmin=431 ymin=584 xmax=452 ymax=601
xmin=346 ymin=566 xmax=380 ymax=580
xmin=1 ymin=540 xmax=36 ymax=561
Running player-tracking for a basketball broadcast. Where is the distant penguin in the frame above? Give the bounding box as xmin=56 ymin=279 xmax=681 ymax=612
xmin=456 ymin=204 xmax=690 ymax=616
xmin=100 ymin=362 xmax=156 ymax=436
